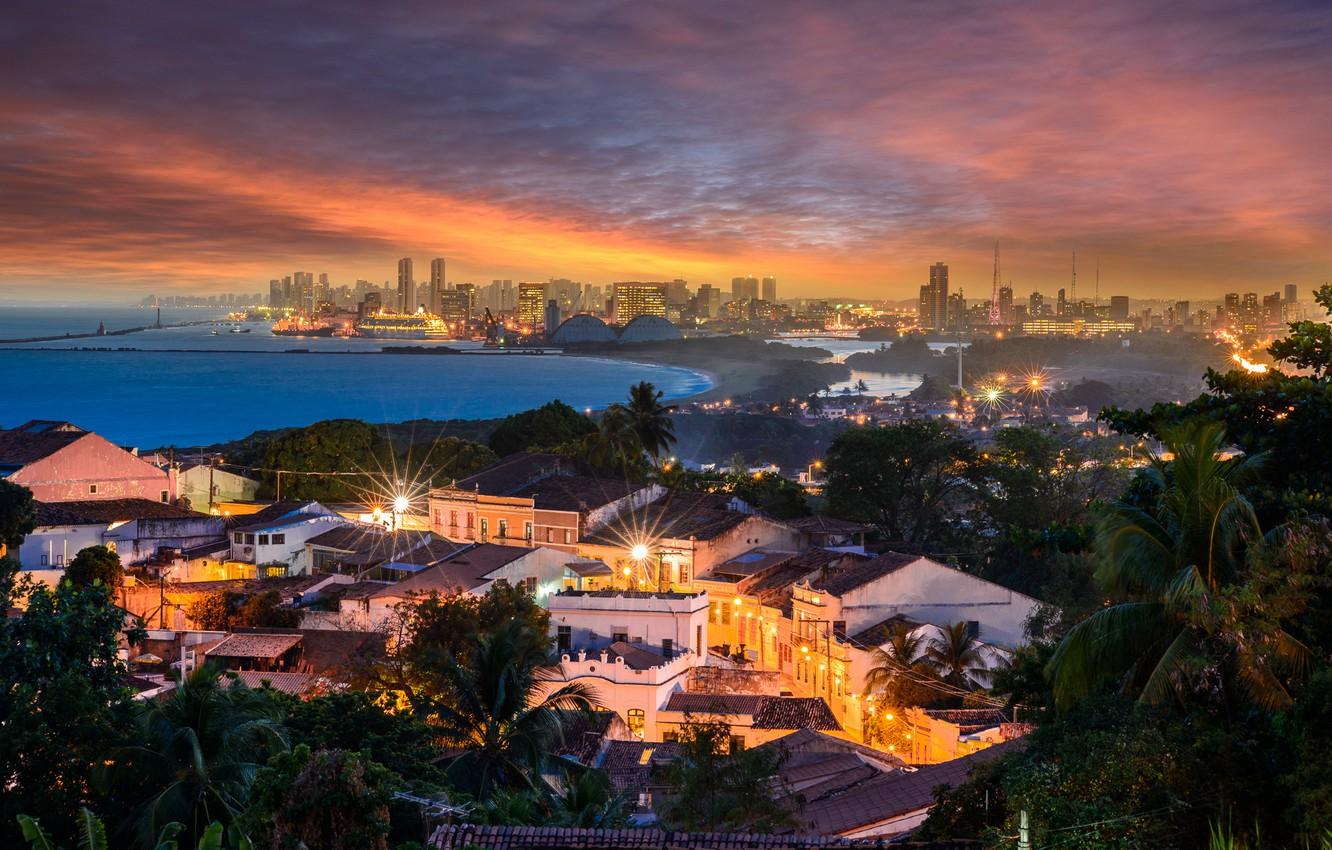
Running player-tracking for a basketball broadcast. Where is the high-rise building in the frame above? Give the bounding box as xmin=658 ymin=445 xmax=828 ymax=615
xmin=1240 ymin=292 xmax=1259 ymax=334
xmin=397 ymin=258 xmax=415 ymax=313
xmin=1263 ymin=291 xmax=1283 ymax=327
xmin=612 ymin=282 xmax=668 ymax=324
xmin=547 ymin=278 xmax=582 ymax=313
xmin=694 ymin=284 xmax=720 ymax=319
xmin=1285 ymin=283 xmax=1298 ymax=303
xmin=761 ymin=276 xmax=777 ymax=303
xmin=1028 ymin=292 xmax=1044 ymax=317
xmin=1224 ymin=292 xmax=1241 ymax=329
xmin=998 ymin=285 xmax=1014 ymax=324
xmin=947 ymin=291 xmax=967 ymax=330
xmin=429 ymin=258 xmax=446 ymax=316
xmin=665 ymin=279 xmax=691 ymax=307
xmin=268 ymin=279 xmax=282 ymax=309
xmin=731 ymin=276 xmax=759 ymax=302
xmin=918 ymin=262 xmax=949 ymax=330
xmin=1109 ymin=295 xmax=1130 ymax=322
xmin=293 ymin=272 xmax=314 ymax=314
xmin=544 ymin=299 xmax=562 ymax=339
xmin=1056 ymin=287 xmax=1067 ymax=317
xmin=517 ymin=282 xmax=547 ymax=328
xmin=1175 ymin=300 xmax=1191 ymax=327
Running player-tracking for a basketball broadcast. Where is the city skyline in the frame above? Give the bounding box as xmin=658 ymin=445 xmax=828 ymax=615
xmin=3 ymin=1 xmax=1331 ymax=300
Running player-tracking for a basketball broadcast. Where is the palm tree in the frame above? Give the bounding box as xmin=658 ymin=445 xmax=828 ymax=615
xmin=580 ymin=404 xmax=643 ymax=471
xmin=862 ymin=622 xmax=940 ymax=707
xmin=624 ymin=381 xmax=676 ymax=459
xmin=105 ymin=666 xmax=288 ymax=848
xmin=925 ymin=622 xmax=992 ymax=691
xmin=1047 ymin=422 xmax=1312 ymax=712
xmin=431 ymin=620 xmax=600 ymax=798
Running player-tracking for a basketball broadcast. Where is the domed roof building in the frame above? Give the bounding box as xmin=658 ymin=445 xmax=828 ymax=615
xmin=549 ymin=313 xmax=617 ymax=345
xmin=617 ymin=315 xmax=682 ymax=343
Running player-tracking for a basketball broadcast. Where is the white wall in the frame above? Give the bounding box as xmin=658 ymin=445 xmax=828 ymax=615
xmin=229 ymin=515 xmax=350 ymax=573
xmin=17 ymin=524 xmax=108 ymax=569
xmin=548 ymin=592 xmax=709 ymax=656
xmin=839 ymin=559 xmax=1040 ymax=648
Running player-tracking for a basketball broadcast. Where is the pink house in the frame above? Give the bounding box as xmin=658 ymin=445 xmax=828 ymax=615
xmin=0 ymin=420 xmax=176 ymax=503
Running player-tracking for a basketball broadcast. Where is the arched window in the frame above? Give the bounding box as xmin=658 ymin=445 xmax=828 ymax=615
xmin=627 ymin=708 xmax=646 ymax=738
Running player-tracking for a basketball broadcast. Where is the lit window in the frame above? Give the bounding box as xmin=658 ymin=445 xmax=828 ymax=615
xmin=272 ymin=534 xmax=285 ymax=544
xmin=627 ymin=709 xmax=645 ymax=738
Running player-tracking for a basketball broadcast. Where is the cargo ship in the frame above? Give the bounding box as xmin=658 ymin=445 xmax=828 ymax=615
xmin=271 ymin=318 xmax=336 ymax=337
xmin=354 ymin=312 xmax=450 ymax=340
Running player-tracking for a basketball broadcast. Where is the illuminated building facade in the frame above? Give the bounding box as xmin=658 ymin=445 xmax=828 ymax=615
xmin=611 ymin=282 xmax=667 ymax=324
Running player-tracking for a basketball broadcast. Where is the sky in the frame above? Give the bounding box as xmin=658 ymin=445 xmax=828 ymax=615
xmin=2 ymin=0 xmax=1330 ymax=302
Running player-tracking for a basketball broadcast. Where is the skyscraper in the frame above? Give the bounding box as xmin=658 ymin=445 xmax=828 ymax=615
xmin=731 ymin=276 xmax=758 ymax=302
xmin=998 ymin=285 xmax=1013 ymax=324
xmin=429 ymin=257 xmax=446 ymax=316
xmin=761 ymin=276 xmax=777 ymax=302
xmin=397 ymin=258 xmax=415 ymax=313
xmin=918 ymin=262 xmax=949 ymax=330
xmin=1109 ymin=295 xmax=1130 ymax=322
xmin=293 ymin=272 xmax=314 ymax=314
xmin=612 ymin=282 xmax=668 ymax=323
xmin=517 ymin=282 xmax=547 ymax=328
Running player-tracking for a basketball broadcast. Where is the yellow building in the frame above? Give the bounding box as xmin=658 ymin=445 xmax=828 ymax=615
xmin=611 ymin=282 xmax=667 ymax=324
xmin=517 ymin=282 xmax=547 ymax=329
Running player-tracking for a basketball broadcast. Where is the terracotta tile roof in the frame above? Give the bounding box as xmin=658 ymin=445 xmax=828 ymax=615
xmin=227 ymin=669 xmax=314 ymax=695
xmin=745 ymin=550 xmax=869 ymax=609
xmin=552 ymin=710 xmax=619 ymax=765
xmin=509 ymin=475 xmax=644 ymax=512
xmin=595 ymin=740 xmax=681 ymax=798
xmin=583 ymin=492 xmax=753 ymax=546
xmin=759 ymin=728 xmax=907 ymax=772
xmin=846 ymin=614 xmax=924 ymax=647
xmin=231 ymin=626 xmax=385 ymax=676
xmin=804 ymin=551 xmax=920 ymax=597
xmin=451 ymin=452 xmax=570 ymax=494
xmin=36 ymin=498 xmax=201 ymax=525
xmin=565 ymin=559 xmax=613 ymax=577
xmin=431 ymin=824 xmax=863 ymax=849
xmin=922 ymin=708 xmax=1008 ymax=735
xmin=752 ymin=697 xmax=841 ymax=732
xmin=661 ymin=692 xmax=766 ymax=716
xmin=204 ymin=633 xmax=302 ymax=659
xmin=372 ymin=543 xmax=530 ymax=598
xmin=781 ymin=516 xmax=873 ymax=536
xmin=0 ymin=422 xmax=87 ymax=466
xmin=794 ymin=740 xmax=1025 ymax=835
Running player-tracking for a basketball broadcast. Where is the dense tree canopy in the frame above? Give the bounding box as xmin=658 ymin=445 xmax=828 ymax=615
xmin=64 ymin=545 xmax=123 ymax=588
xmin=824 ymin=420 xmax=977 ymax=550
xmin=0 ymin=479 xmax=36 ymax=551
xmin=655 ymin=719 xmax=794 ymax=833
xmin=261 ymin=418 xmax=392 ymax=500
xmin=488 ymin=400 xmax=596 ymax=457
xmin=0 ymin=561 xmax=143 ymax=848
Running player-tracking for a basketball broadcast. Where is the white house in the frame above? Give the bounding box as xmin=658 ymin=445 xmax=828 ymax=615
xmin=227 ymin=501 xmax=349 ymax=575
xmin=548 ymin=589 xmax=710 ymax=660
xmin=540 ymin=645 xmax=700 ymax=740
xmin=795 ymin=552 xmax=1042 ymax=654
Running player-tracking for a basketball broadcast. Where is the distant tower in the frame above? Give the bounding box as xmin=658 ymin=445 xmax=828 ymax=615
xmin=987 ymin=242 xmax=1002 ymax=325
xmin=397 ymin=258 xmax=414 ymax=313
xmin=1071 ymin=250 xmax=1078 ymax=305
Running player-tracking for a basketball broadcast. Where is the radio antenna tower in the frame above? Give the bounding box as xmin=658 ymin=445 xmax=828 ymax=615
xmin=988 ymin=241 xmax=1002 ymax=325
xmin=1071 ymin=250 xmax=1078 ymax=305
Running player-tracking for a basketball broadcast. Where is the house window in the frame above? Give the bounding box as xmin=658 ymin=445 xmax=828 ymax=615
xmin=258 ymin=534 xmax=270 ymax=545
xmin=833 ymin=620 xmax=847 ymax=639
xmin=160 ymin=490 xmax=169 ymax=503
xmin=612 ymin=629 xmax=628 ymax=644
xmin=480 ymin=518 xmax=488 ymax=540
xmin=523 ymin=576 xmax=537 ymax=595
xmin=709 ymin=605 xmax=717 ymax=624
xmin=272 ymin=534 xmax=285 ymax=545
xmin=244 ymin=533 xmax=256 ymax=545
xmin=679 ymin=564 xmax=690 ymax=585
xmin=546 ymin=528 xmax=553 ymax=543
xmin=88 ymin=483 xmax=98 ymax=494
xmin=498 ymin=519 xmax=508 ymax=538
xmin=466 ymin=512 xmax=473 ymax=528
xmin=564 ymin=529 xmax=572 ymax=544
xmin=696 ymin=625 xmax=702 ymax=653
xmin=40 ymin=553 xmax=48 ymax=566
xmin=627 ymin=709 xmax=645 ymax=738
xmin=449 ymin=510 xmax=458 ymax=527
xmin=662 ymin=730 xmax=679 ymax=743
xmin=721 ymin=605 xmax=731 ymax=625
xmin=234 ymin=532 xmax=243 ymax=544
xmin=662 ymin=638 xmax=673 ymax=658
xmin=729 ymin=735 xmax=746 ymax=754
xmin=524 ymin=521 xmax=532 ymax=541
xmin=557 ymin=625 xmax=571 ymax=653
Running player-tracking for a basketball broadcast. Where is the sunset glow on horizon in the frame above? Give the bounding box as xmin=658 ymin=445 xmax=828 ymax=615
xmin=2 ymin=1 xmax=1331 ymax=299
